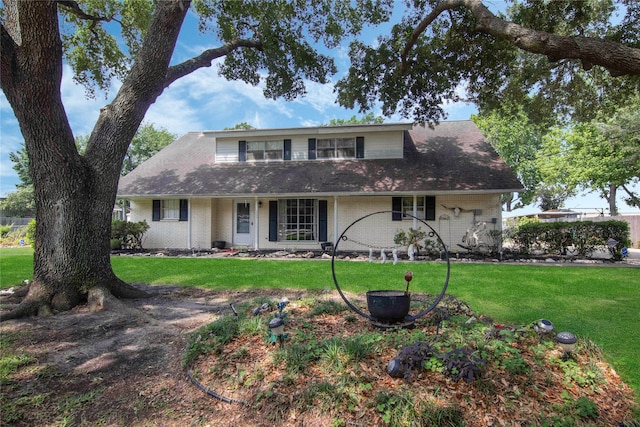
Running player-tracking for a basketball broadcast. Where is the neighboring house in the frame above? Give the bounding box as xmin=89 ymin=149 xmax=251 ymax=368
xmin=117 ymin=120 xmax=523 ymax=253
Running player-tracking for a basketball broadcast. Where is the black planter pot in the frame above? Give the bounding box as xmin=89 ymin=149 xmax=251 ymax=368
xmin=212 ymin=240 xmax=226 ymax=249
xmin=366 ymin=290 xmax=411 ymax=322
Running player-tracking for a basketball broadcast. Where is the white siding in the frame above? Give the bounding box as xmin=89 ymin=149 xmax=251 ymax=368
xmin=291 ymin=138 xmax=308 ymax=160
xmin=132 ymin=193 xmax=503 ymax=252
xmin=362 ymin=131 xmax=403 ymax=159
xmin=130 ymin=199 xmax=188 ymax=249
xmin=190 ymin=199 xmax=212 ymax=249
xmin=212 ymin=199 xmax=233 ymax=245
xmin=215 ymin=129 xmax=404 ymax=163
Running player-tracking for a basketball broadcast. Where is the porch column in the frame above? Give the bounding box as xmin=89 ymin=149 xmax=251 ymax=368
xmin=187 ymin=198 xmax=192 ymax=249
xmin=333 ymin=196 xmax=339 ymax=246
xmin=254 ymin=197 xmax=260 ymax=251
xmin=413 ymin=195 xmax=418 ymax=229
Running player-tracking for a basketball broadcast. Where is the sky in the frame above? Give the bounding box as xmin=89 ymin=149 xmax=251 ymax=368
xmin=1 ymin=2 xmax=638 ymax=218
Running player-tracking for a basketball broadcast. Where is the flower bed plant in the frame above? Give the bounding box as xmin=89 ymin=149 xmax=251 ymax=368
xmin=184 ymin=294 xmax=637 ymax=427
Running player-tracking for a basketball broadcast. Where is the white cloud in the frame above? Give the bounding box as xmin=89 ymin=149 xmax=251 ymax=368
xmin=292 ymin=80 xmax=339 ymax=114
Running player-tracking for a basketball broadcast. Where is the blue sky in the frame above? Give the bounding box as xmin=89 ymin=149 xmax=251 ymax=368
xmin=1 ymin=2 xmax=637 ymax=217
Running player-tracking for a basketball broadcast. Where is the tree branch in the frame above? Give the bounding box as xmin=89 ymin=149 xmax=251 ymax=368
xmin=401 ymin=0 xmax=640 ymax=77
xmin=0 ymin=24 xmax=18 ymax=91
xmin=622 ymin=184 xmax=640 ymax=207
xmin=164 ymin=38 xmax=263 ymax=88
xmin=401 ymin=0 xmax=463 ymax=71
xmin=56 ymin=0 xmax=116 ymax=26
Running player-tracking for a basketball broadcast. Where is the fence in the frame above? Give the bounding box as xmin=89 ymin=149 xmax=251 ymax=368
xmin=0 ymin=217 xmax=34 ymax=230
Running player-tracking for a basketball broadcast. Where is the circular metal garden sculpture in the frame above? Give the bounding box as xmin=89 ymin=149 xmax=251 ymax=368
xmin=331 ymin=211 xmax=451 ymax=328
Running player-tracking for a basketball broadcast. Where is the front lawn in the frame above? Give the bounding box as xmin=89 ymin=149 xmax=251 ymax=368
xmin=1 ymin=248 xmax=638 ymax=404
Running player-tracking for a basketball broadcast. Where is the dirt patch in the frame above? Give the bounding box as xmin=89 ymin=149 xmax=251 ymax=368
xmin=0 ymin=284 xmax=304 ymax=426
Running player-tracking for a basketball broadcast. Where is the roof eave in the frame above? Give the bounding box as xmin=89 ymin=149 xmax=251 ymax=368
xmin=119 ymin=188 xmax=523 ymax=199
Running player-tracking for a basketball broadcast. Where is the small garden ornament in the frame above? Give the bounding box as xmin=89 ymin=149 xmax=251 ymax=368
xmin=404 ymin=271 xmax=413 ymax=295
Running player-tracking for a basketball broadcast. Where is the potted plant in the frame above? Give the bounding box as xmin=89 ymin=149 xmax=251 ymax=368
xmin=366 ymin=272 xmax=413 ymax=323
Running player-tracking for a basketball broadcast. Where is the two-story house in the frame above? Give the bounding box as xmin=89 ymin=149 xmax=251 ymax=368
xmin=116 ymin=120 xmax=523 ymax=252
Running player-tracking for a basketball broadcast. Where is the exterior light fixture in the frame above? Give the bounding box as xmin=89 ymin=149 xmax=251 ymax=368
xmin=556 ymin=331 xmax=577 ymax=360
xmin=268 ymin=317 xmax=285 ymax=347
xmin=535 ymin=319 xmax=554 ymax=334
xmin=387 ymin=358 xmax=404 ymax=378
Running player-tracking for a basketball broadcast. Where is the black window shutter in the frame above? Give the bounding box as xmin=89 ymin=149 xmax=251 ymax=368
xmin=318 ymin=200 xmax=328 ymax=242
xmin=179 ymin=199 xmax=189 ymax=221
xmin=392 ymin=197 xmax=402 ymax=221
xmin=425 ymin=196 xmax=436 ymax=221
xmin=152 ymin=200 xmax=161 ymax=221
xmin=308 ymin=138 xmax=316 ymax=160
xmin=284 ymin=139 xmax=292 ymax=160
xmin=239 ymin=140 xmax=247 ymax=162
xmin=356 ymin=136 xmax=365 ymax=158
xmin=269 ymin=201 xmax=278 ymax=242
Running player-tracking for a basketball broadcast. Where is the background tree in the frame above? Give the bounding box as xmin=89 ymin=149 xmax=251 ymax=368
xmin=7 ymin=144 xmax=32 ymax=188
xmin=224 ymin=122 xmax=255 ymax=130
xmin=0 ymin=143 xmax=36 ymax=217
xmin=0 ymin=186 xmax=35 ymax=217
xmin=326 ymin=112 xmax=385 ymax=126
xmin=0 ymin=0 xmax=391 ymax=320
xmin=472 ymin=105 xmax=546 ymax=211
xmin=537 ymin=103 xmax=640 ymax=216
xmin=596 ymin=101 xmax=640 ymax=209
xmin=336 ymin=0 xmax=640 ymax=126
xmin=122 ymin=123 xmax=176 ymax=176
xmin=2 ymin=123 xmax=174 ymax=219
xmin=535 ymin=184 xmax=572 ymax=212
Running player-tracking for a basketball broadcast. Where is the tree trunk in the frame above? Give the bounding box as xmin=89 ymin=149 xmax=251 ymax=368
xmin=608 ymin=184 xmax=618 ymax=216
xmin=1 ymin=1 xmax=189 ymax=320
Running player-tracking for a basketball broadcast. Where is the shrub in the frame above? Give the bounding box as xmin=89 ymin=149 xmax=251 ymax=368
xmin=111 ymin=220 xmax=149 ymax=249
xmin=393 ymin=227 xmax=427 ymax=251
xmin=0 ymin=225 xmax=28 ymax=246
xmin=25 ymin=220 xmax=36 ymax=247
xmin=0 ymin=224 xmax=12 ymax=238
xmin=110 ymin=239 xmax=122 ymax=250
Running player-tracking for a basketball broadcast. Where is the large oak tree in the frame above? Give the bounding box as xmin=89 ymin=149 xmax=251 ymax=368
xmin=0 ymin=0 xmax=390 ymax=320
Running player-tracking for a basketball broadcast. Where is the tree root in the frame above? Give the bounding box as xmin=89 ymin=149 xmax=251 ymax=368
xmin=108 ymin=278 xmax=151 ymax=299
xmin=88 ymin=286 xmax=155 ymax=323
xmin=0 ymin=278 xmax=152 ymax=322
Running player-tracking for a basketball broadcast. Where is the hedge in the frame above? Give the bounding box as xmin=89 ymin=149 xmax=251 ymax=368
xmin=507 ymin=220 xmax=630 ymax=260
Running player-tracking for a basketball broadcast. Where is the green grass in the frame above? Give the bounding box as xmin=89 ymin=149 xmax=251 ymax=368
xmin=0 ymin=247 xmax=33 ymax=287
xmin=1 ymin=247 xmax=638 ymax=403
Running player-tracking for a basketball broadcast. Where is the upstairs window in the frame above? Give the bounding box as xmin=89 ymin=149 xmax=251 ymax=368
xmin=246 ymin=140 xmax=284 ymax=161
xmin=316 ymin=137 xmax=356 ymax=159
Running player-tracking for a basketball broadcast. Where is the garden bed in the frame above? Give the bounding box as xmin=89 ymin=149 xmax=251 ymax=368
xmin=186 ymin=294 xmax=637 ymax=427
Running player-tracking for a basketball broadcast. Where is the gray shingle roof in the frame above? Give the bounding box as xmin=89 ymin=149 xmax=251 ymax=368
xmin=117 ymin=120 xmax=523 ymax=198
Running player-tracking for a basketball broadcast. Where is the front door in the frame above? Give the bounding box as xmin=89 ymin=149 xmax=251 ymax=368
xmin=234 ymin=201 xmax=252 ymax=246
